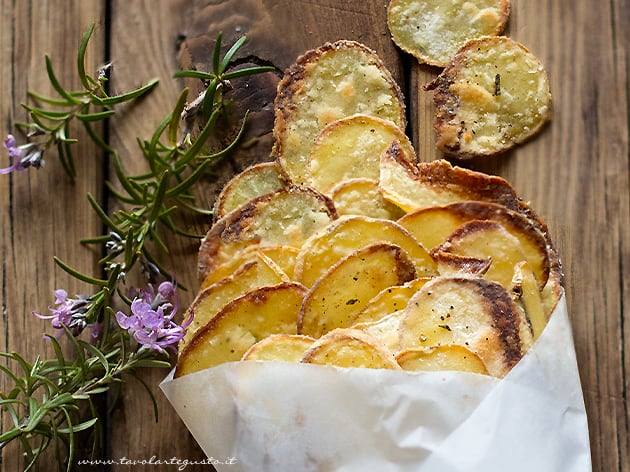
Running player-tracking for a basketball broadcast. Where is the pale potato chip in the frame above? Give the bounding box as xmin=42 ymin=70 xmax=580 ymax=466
xmin=398 ymin=276 xmax=528 ymax=377
xmin=425 ymin=35 xmax=551 ymax=159
xmin=198 ymin=187 xmax=337 ymax=279
xmin=387 ymin=0 xmax=510 ymax=67
xmin=213 ymin=161 xmax=288 ymax=220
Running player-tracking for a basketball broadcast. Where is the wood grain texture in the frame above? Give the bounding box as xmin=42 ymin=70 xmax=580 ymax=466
xmin=0 ymin=1 xmax=106 ymax=470
xmin=1 ymin=0 xmax=628 ymax=471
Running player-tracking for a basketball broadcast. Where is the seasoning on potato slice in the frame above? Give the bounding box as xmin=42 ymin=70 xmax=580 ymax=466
xmin=307 ymin=114 xmax=415 ymax=195
xmin=301 ymin=328 xmax=401 ymax=370
xmin=424 ymin=35 xmax=551 ymax=159
xmin=273 ymin=40 xmax=406 ymax=184
xmin=175 ymin=283 xmax=307 ymax=377
xmin=294 ymin=215 xmax=437 ymax=288
xmin=331 ymin=178 xmax=405 ymax=220
xmin=241 ymin=334 xmax=316 ymax=362
xmin=399 ymin=276 xmax=530 ymax=377
xmin=198 ymin=186 xmax=337 ymax=280
xmin=213 ymin=161 xmax=288 ymax=220
xmin=387 ymin=0 xmax=510 ymax=67
xmin=298 ymin=242 xmax=417 ymax=338
xmin=396 ymin=345 xmax=489 ymax=375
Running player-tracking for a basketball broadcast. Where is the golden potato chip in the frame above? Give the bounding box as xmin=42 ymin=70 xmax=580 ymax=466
xmin=398 ymin=201 xmax=550 ymax=287
xmin=434 ymin=219 xmax=533 ymax=290
xmin=175 ymin=283 xmax=307 ymax=377
xmin=273 ymin=40 xmax=406 ymax=184
xmin=183 ymin=258 xmax=286 ymax=346
xmin=294 ymin=215 xmax=437 ymax=288
xmin=298 ymin=242 xmax=416 ymax=338
xmin=396 ymin=345 xmax=489 ymax=375
xmin=511 ymin=261 xmax=547 ymax=340
xmin=379 ymin=150 xmax=521 ymax=213
xmin=241 ymin=334 xmax=316 ymax=362
xmin=352 ymin=277 xmax=430 ymax=325
xmin=301 ymin=328 xmax=401 ymax=370
xmin=307 ymin=114 xmax=415 ymax=195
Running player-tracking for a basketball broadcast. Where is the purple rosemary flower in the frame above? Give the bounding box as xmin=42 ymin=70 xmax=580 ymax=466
xmin=33 ymin=289 xmax=95 ymax=338
xmin=1 ymin=134 xmax=45 ymax=174
xmin=1 ymin=135 xmax=26 ymax=174
xmin=115 ymin=281 xmax=191 ymax=353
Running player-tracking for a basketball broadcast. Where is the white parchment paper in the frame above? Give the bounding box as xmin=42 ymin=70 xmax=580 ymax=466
xmin=160 ymin=294 xmax=591 ymax=472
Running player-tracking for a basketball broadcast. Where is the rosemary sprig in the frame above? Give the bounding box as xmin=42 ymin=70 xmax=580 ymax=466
xmin=0 ymin=24 xmax=274 ymax=471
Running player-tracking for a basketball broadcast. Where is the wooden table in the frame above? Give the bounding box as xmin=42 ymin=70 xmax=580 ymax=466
xmin=1 ymin=1 xmax=627 ymax=470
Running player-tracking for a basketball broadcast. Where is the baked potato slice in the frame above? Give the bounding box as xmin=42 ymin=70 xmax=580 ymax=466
xmin=175 ymin=283 xmax=307 ymax=377
xmin=387 ymin=0 xmax=510 ymax=67
xmin=396 ymin=345 xmax=489 ymax=375
xmin=306 ymin=114 xmax=415 ymax=195
xmin=301 ymin=328 xmax=401 ymax=370
xmin=183 ymin=257 xmax=286 ymax=346
xmin=434 ymin=219 xmax=538 ymax=290
xmin=298 ymin=242 xmax=416 ymax=338
xmin=398 ymin=276 xmax=529 ymax=377
xmin=294 ymin=215 xmax=437 ymax=288
xmin=241 ymin=334 xmax=316 ymax=362
xmin=331 ymin=178 xmax=405 ymax=220
xmin=213 ymin=161 xmax=288 ymax=220
xmin=424 ymin=35 xmax=551 ymax=159
xmin=273 ymin=40 xmax=406 ymax=184
xmin=398 ymin=201 xmax=550 ymax=287
xmin=379 ymin=150 xmax=521 ymax=214
xmin=198 ymin=186 xmax=337 ymax=280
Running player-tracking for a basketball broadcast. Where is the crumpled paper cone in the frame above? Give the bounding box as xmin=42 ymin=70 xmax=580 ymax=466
xmin=161 ymin=293 xmax=591 ymax=472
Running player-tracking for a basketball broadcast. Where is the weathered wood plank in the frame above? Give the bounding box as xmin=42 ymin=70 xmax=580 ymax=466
xmin=0 ymin=1 xmax=106 ymax=470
